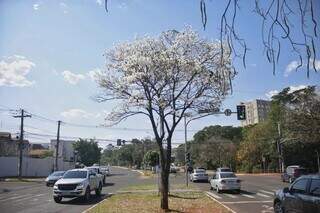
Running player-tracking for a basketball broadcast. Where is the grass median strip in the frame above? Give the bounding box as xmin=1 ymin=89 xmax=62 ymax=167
xmin=88 ymin=191 xmax=231 ymax=213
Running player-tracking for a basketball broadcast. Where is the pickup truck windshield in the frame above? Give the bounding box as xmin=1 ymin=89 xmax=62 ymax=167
xmin=63 ymin=171 xmax=87 ymax=179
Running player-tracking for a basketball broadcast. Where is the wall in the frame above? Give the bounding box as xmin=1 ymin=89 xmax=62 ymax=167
xmin=0 ymin=156 xmax=75 ymax=177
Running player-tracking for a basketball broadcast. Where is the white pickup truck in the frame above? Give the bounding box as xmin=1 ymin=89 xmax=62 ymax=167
xmin=53 ymin=169 xmax=103 ymax=203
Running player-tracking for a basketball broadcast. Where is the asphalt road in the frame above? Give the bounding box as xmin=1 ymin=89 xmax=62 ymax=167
xmin=189 ymin=173 xmax=289 ymax=213
xmin=0 ymin=167 xmax=144 ymax=213
xmin=0 ymin=168 xmax=289 ymax=213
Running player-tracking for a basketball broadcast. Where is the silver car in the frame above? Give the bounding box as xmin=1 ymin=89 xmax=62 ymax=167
xmin=190 ymin=169 xmax=209 ymax=182
xmin=210 ymin=172 xmax=241 ymax=193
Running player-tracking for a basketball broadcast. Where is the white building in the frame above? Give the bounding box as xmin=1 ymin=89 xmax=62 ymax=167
xmin=240 ymin=99 xmax=271 ymax=126
xmin=50 ymin=139 xmax=76 ymax=162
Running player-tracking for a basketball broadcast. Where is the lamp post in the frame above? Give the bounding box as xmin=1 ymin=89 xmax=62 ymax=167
xmin=183 ymin=107 xmax=235 ymax=187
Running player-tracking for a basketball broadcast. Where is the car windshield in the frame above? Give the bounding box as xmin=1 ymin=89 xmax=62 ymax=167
xmin=51 ymin=171 xmax=65 ymax=177
xmin=220 ymin=173 xmax=236 ymax=178
xmin=195 ymin=169 xmax=205 ymax=173
xmin=63 ymin=171 xmax=87 ymax=179
xmin=220 ymin=168 xmax=231 ymax=172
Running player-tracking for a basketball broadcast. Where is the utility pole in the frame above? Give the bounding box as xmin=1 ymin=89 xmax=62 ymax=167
xmin=13 ymin=109 xmax=31 ymax=179
xmin=277 ymin=122 xmax=285 ymax=173
xmin=184 ymin=115 xmax=189 ymax=187
xmin=55 ymin=121 xmax=61 ymax=171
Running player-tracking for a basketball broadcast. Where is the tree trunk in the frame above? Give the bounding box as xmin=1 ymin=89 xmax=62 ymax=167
xmin=160 ymin=165 xmax=169 ymax=210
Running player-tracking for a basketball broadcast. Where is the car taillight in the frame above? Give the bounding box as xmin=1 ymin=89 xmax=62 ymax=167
xmin=221 ymin=180 xmax=226 ymax=184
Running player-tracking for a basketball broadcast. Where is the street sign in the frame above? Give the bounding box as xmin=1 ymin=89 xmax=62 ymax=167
xmin=236 ymin=105 xmax=246 ymax=120
xmin=224 ymin=109 xmax=232 ymax=116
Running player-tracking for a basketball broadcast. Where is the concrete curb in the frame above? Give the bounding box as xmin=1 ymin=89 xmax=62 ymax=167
xmin=205 ymin=191 xmax=237 ymax=213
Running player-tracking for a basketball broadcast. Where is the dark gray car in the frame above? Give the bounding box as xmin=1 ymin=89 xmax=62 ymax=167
xmin=274 ymin=174 xmax=320 ymax=213
xmin=45 ymin=171 xmax=65 ymax=186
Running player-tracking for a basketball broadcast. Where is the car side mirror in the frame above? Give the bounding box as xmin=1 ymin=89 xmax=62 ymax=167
xmin=283 ymin=187 xmax=290 ymax=193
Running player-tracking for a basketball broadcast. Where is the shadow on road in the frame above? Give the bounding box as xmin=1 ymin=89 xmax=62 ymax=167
xmin=108 ymin=173 xmax=127 ymax=177
xmin=59 ymin=193 xmax=112 ymax=205
xmin=103 ymin=182 xmax=114 ymax=187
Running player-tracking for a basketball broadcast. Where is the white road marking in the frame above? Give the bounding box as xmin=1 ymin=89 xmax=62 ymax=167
xmin=257 ymin=192 xmax=271 ymax=198
xmin=222 ymin=200 xmax=273 ymax=204
xmin=241 ymin=193 xmax=255 ymax=199
xmin=12 ymin=193 xmax=47 ymax=203
xmin=206 ymin=191 xmax=222 ymax=199
xmin=224 ymin=194 xmax=237 ymax=198
xmin=0 ymin=194 xmax=31 ymax=202
xmin=259 ymin=190 xmax=274 ymax=195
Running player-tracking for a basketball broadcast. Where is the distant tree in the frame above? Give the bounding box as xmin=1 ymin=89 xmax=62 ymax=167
xmin=73 ymin=139 xmax=102 ymax=166
xmin=96 ymin=27 xmax=233 ymax=210
xmin=143 ymin=150 xmax=159 ymax=167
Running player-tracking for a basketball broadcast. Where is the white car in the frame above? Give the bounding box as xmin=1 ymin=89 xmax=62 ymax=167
xmin=53 ymin=169 xmax=103 ymax=203
xmin=210 ymin=172 xmax=241 ymax=193
xmin=85 ymin=166 xmax=105 ymax=184
xmin=190 ymin=169 xmax=208 ymax=182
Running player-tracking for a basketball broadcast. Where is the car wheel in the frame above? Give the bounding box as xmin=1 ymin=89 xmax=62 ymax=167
xmin=289 ymin=177 xmax=293 ymax=183
xmin=216 ymin=186 xmax=221 ymax=193
xmin=103 ymin=177 xmax=106 ymax=185
xmin=235 ymin=189 xmax=241 ymax=194
xmin=95 ymin=183 xmax=102 ymax=196
xmin=210 ymin=185 xmax=213 ymax=190
xmin=274 ymin=201 xmax=284 ymax=213
xmin=46 ymin=183 xmax=50 ymax=187
xmin=83 ymin=187 xmax=90 ymax=202
xmin=54 ymin=196 xmax=62 ymax=203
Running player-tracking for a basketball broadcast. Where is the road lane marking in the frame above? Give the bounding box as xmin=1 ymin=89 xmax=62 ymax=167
xmin=241 ymin=194 xmax=255 ymax=199
xmin=259 ymin=190 xmax=274 ymax=195
xmin=257 ymin=192 xmax=271 ymax=198
xmin=0 ymin=194 xmax=31 ymax=202
xmin=12 ymin=193 xmax=47 ymax=203
xmin=224 ymin=194 xmax=237 ymax=198
xmin=206 ymin=191 xmax=222 ymax=199
xmin=205 ymin=192 xmax=237 ymax=213
xmin=222 ymin=200 xmax=273 ymax=204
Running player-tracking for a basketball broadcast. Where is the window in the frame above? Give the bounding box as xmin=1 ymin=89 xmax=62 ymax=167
xmin=291 ymin=178 xmax=308 ymax=194
xmin=310 ymin=179 xmax=320 ymax=197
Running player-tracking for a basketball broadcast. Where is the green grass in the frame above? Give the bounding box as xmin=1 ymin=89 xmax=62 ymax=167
xmin=88 ymin=191 xmax=231 ymax=213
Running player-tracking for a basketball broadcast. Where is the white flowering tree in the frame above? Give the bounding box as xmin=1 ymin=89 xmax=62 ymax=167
xmin=96 ymin=27 xmax=235 ymax=210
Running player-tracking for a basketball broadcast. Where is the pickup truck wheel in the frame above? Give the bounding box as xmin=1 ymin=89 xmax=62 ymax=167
xmin=216 ymin=186 xmax=221 ymax=193
xmin=95 ymin=183 xmax=102 ymax=196
xmin=83 ymin=187 xmax=90 ymax=202
xmin=54 ymin=196 xmax=62 ymax=203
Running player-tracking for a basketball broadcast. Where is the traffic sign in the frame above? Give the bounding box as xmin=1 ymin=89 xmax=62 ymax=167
xmin=224 ymin=109 xmax=232 ymax=116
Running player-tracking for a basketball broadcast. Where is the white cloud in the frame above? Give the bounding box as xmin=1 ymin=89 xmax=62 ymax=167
xmin=61 ymin=109 xmax=107 ymax=119
xmin=33 ymin=4 xmax=40 ymax=10
xmin=284 ymin=60 xmax=300 ymax=77
xmin=285 ymin=59 xmax=320 ymax=77
xmin=62 ymin=70 xmax=85 ymax=85
xmin=289 ymin=85 xmax=307 ymax=93
xmin=59 ymin=2 xmax=68 ymax=14
xmin=265 ymin=85 xmax=308 ymax=99
xmin=0 ymin=55 xmax=36 ymax=87
xmin=61 ymin=109 xmax=94 ymax=119
xmin=87 ymin=68 xmax=101 ymax=82
xmin=96 ymin=0 xmax=103 ymax=6
xmin=265 ymin=90 xmax=279 ymax=99
xmin=118 ymin=2 xmax=128 ymax=10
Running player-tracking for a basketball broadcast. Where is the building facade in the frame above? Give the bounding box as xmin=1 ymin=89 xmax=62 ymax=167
xmin=50 ymin=139 xmax=76 ymax=162
xmin=0 ymin=132 xmax=30 ymax=156
xmin=240 ymin=99 xmax=271 ymax=126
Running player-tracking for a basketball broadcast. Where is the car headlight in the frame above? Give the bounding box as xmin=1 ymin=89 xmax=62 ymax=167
xmin=53 ymin=184 xmax=58 ymax=189
xmin=77 ymin=183 xmax=85 ymax=188
xmin=45 ymin=177 xmax=49 ymax=181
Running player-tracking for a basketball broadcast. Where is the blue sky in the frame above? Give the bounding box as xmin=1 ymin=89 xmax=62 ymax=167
xmin=0 ymin=0 xmax=319 ymax=148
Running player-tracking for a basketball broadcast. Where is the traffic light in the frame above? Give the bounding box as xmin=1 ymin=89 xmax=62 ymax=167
xmin=117 ymin=139 xmax=122 ymax=146
xmin=236 ymin=105 xmax=246 ymax=120
xmin=186 ymin=152 xmax=191 ymax=162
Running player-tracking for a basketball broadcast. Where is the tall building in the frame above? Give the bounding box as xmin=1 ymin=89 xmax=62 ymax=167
xmin=240 ymin=99 xmax=271 ymax=126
